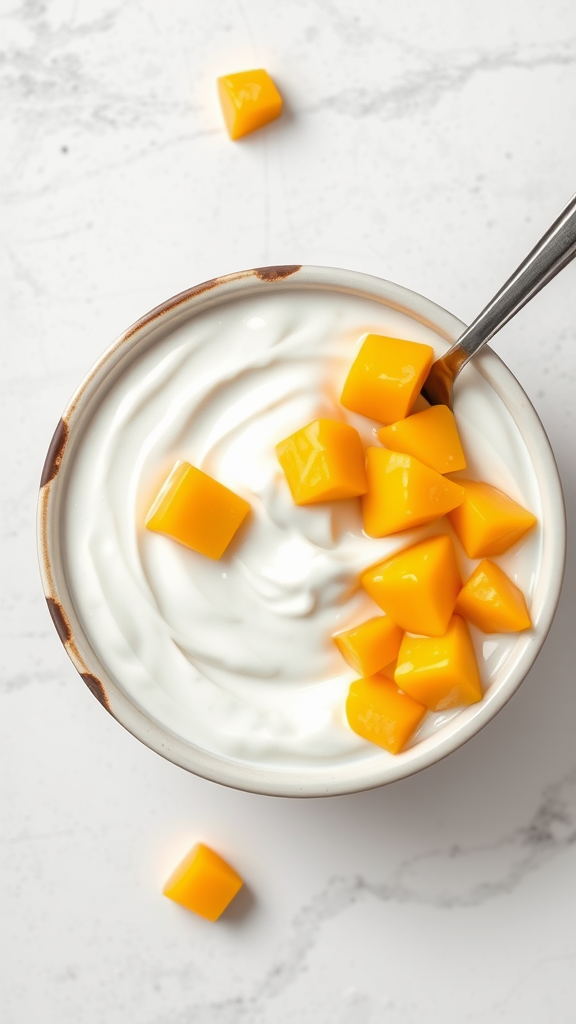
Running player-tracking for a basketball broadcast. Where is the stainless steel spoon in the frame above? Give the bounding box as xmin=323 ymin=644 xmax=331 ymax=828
xmin=421 ymin=193 xmax=576 ymax=407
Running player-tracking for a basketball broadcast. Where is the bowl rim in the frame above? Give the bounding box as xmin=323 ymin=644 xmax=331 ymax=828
xmin=37 ymin=264 xmax=567 ymax=797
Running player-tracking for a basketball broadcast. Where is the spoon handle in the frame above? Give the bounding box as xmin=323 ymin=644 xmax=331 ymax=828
xmin=447 ymin=192 xmax=576 ymax=368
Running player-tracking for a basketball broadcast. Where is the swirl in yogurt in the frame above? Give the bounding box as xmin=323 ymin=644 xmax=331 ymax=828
xmin=62 ymin=290 xmax=541 ymax=767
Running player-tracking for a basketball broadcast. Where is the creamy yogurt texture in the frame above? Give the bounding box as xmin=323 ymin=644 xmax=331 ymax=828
xmin=62 ymin=289 xmax=542 ymax=768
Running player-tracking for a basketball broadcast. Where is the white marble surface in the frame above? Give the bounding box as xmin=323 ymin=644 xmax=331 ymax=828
xmin=1 ymin=1 xmax=576 ymax=1020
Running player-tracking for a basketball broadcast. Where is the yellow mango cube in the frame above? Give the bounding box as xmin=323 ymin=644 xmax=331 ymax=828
xmin=217 ymin=69 xmax=282 ymax=140
xmin=341 ymin=335 xmax=434 ymax=424
xmin=361 ymin=534 xmax=462 ymax=636
xmin=163 ymin=843 xmax=243 ymax=921
xmin=394 ymin=615 xmax=483 ymax=712
xmin=276 ymin=418 xmax=367 ymax=505
xmin=456 ymin=559 xmax=532 ymax=633
xmin=333 ymin=615 xmax=403 ymax=677
xmin=361 ymin=448 xmax=465 ymax=537
xmin=377 ymin=405 xmax=466 ymax=475
xmin=346 ymin=673 xmax=427 ymax=754
xmin=146 ymin=461 xmax=250 ymax=559
xmin=448 ymin=480 xmax=537 ymax=558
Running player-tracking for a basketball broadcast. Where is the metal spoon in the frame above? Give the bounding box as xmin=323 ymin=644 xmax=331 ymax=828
xmin=421 ymin=193 xmax=576 ymax=407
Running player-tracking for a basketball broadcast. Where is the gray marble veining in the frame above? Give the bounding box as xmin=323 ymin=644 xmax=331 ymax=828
xmin=176 ymin=768 xmax=576 ymax=1022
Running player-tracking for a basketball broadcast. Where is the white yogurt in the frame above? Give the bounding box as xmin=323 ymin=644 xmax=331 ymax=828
xmin=62 ymin=290 xmax=542 ymax=768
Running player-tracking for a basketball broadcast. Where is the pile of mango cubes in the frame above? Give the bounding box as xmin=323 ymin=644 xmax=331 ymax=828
xmin=145 ymin=332 xmax=536 ymax=758
xmin=276 ymin=334 xmax=536 ymax=754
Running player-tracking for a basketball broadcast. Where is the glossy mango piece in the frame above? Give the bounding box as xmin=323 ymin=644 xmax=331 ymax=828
xmin=340 ymin=334 xmax=434 ymax=424
xmin=456 ymin=559 xmax=532 ymax=633
xmin=163 ymin=843 xmax=243 ymax=921
xmin=217 ymin=69 xmax=282 ymax=140
xmin=346 ymin=673 xmax=427 ymax=754
xmin=276 ymin=418 xmax=367 ymax=505
xmin=361 ymin=534 xmax=462 ymax=636
xmin=394 ymin=615 xmax=482 ymax=712
xmin=333 ymin=615 xmax=403 ymax=677
xmin=448 ymin=480 xmax=537 ymax=557
xmin=146 ymin=461 xmax=250 ymax=559
xmin=377 ymin=405 xmax=466 ymax=475
xmin=361 ymin=448 xmax=465 ymax=537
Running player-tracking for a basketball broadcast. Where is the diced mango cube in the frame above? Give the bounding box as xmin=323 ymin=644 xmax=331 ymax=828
xmin=333 ymin=615 xmax=403 ymax=677
xmin=217 ymin=69 xmax=282 ymax=140
xmin=394 ymin=615 xmax=483 ymax=712
xmin=448 ymin=480 xmax=537 ymax=557
xmin=346 ymin=673 xmax=427 ymax=754
xmin=377 ymin=405 xmax=466 ymax=475
xmin=361 ymin=534 xmax=462 ymax=636
xmin=146 ymin=461 xmax=250 ymax=559
xmin=456 ymin=559 xmax=532 ymax=633
xmin=341 ymin=335 xmax=434 ymax=424
xmin=163 ymin=842 xmax=243 ymax=921
xmin=361 ymin=448 xmax=465 ymax=537
xmin=276 ymin=418 xmax=367 ymax=505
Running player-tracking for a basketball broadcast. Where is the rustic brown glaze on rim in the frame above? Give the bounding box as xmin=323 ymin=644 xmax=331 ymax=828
xmin=46 ymin=596 xmax=72 ymax=645
xmin=61 ymin=269 xmax=300 ymax=422
xmin=253 ymin=265 xmax=302 ymax=281
xmin=81 ymin=673 xmax=112 ymax=713
xmin=40 ymin=419 xmax=69 ymax=488
xmin=120 ymin=268 xmax=302 ymax=342
xmin=122 ymin=277 xmax=221 ymax=343
xmin=44 ymin=597 xmax=113 ymax=714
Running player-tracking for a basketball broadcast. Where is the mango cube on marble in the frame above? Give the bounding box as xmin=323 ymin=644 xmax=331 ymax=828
xmin=163 ymin=843 xmax=243 ymax=921
xmin=217 ymin=69 xmax=282 ymax=140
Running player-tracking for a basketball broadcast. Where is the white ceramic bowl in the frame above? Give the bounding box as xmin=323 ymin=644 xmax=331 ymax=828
xmin=37 ymin=266 xmax=566 ymax=796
